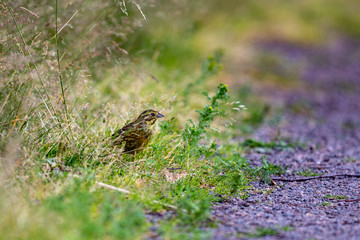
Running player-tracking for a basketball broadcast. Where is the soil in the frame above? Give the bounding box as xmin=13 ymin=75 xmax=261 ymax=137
xmin=211 ymin=39 xmax=360 ymax=239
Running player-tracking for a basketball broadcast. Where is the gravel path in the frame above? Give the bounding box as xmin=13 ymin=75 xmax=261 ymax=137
xmin=212 ymin=39 xmax=360 ymax=239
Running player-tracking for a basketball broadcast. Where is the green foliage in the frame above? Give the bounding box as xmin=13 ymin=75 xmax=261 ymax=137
xmin=0 ymin=176 xmax=147 ymax=240
xmin=200 ymin=50 xmax=224 ymax=80
xmin=211 ymin=154 xmax=250 ymax=195
xmin=250 ymin=156 xmax=285 ymax=183
xmin=49 ymin=181 xmax=146 ymax=239
xmin=171 ymin=182 xmax=213 ymax=227
xmin=245 ymin=225 xmax=293 ymax=238
xmin=241 ymin=138 xmax=298 ymax=149
xmin=44 ymin=178 xmax=147 ymax=240
xmin=182 ymin=83 xmax=230 ymax=152
xmin=247 ymin=227 xmax=281 ymax=238
xmin=296 ymin=169 xmax=322 ymax=177
xmin=321 ymin=201 xmax=333 ymax=207
xmin=346 ymin=156 xmax=358 ymax=162
xmin=323 ymin=194 xmax=347 ymax=200
xmin=159 ymin=223 xmax=210 ymax=240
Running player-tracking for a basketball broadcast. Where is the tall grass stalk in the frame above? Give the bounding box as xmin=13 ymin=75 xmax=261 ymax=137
xmin=55 ymin=0 xmax=71 ymax=127
xmin=59 ymin=1 xmax=116 ymax=61
xmin=4 ymin=0 xmax=62 ymax=130
xmin=55 ymin=0 xmax=91 ymax=37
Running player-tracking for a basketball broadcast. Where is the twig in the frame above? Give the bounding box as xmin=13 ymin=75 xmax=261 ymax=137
xmin=152 ymin=200 xmax=178 ymax=210
xmin=20 ymin=6 xmax=39 ymax=18
xmin=96 ymin=181 xmax=178 ymax=210
xmin=55 ymin=0 xmax=91 ymax=37
xmin=271 ymin=174 xmax=360 ymax=182
xmin=131 ymin=0 xmax=146 ymax=20
xmin=341 ymin=199 xmax=360 ymax=202
xmin=270 ymin=178 xmax=277 ymax=186
xmin=167 ymin=167 xmax=183 ymax=171
xmin=96 ymin=181 xmax=130 ymax=194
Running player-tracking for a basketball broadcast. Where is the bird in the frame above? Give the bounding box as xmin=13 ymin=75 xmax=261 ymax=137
xmin=112 ymin=109 xmax=165 ymax=154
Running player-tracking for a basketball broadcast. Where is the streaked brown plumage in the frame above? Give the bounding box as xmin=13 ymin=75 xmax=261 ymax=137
xmin=112 ymin=109 xmax=165 ymax=154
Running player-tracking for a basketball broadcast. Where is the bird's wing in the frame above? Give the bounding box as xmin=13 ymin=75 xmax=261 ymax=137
xmin=112 ymin=122 xmax=132 ymax=137
xmin=112 ymin=122 xmax=135 ymax=144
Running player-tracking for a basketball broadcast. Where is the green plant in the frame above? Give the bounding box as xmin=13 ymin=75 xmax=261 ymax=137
xmin=182 ymin=83 xmax=230 ymax=155
xmin=171 ymin=182 xmax=214 ymax=227
xmin=323 ymin=194 xmax=347 ymax=200
xmin=247 ymin=227 xmax=280 ymax=238
xmin=211 ymin=154 xmax=250 ymax=195
xmin=241 ymin=138 xmax=304 ymax=150
xmin=321 ymin=201 xmax=333 ymax=207
xmin=296 ymin=169 xmax=322 ymax=177
xmin=346 ymin=156 xmax=358 ymax=162
xmin=44 ymin=177 xmax=147 ymax=240
xmin=281 ymin=225 xmax=293 ymax=231
xmin=251 ymin=156 xmax=285 ymax=183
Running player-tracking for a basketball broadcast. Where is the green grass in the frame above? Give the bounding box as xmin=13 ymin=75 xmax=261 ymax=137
xmin=244 ymin=225 xmax=293 ymax=238
xmin=296 ymin=169 xmax=323 ymax=177
xmin=323 ymin=194 xmax=347 ymax=200
xmin=1 ymin=0 xmax=360 ymax=238
xmin=321 ymin=201 xmax=333 ymax=207
xmin=241 ymin=138 xmax=305 ymax=150
xmin=246 ymin=227 xmax=280 ymax=238
xmin=346 ymin=156 xmax=358 ymax=163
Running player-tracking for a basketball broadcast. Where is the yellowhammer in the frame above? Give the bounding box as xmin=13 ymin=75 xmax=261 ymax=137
xmin=112 ymin=109 xmax=165 ymax=154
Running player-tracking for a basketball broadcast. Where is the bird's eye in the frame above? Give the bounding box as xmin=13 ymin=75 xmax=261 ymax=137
xmin=151 ymin=113 xmax=155 ymax=116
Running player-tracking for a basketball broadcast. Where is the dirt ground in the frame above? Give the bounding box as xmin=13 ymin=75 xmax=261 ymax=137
xmin=211 ymin=39 xmax=360 ymax=239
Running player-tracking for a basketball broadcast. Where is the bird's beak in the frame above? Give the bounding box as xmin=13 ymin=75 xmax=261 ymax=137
xmin=157 ymin=112 xmax=165 ymax=118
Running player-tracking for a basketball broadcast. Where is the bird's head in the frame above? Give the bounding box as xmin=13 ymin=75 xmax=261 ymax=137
xmin=136 ymin=109 xmax=165 ymax=126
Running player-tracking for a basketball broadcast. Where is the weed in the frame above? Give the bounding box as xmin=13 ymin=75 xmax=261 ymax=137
xmin=323 ymin=194 xmax=347 ymax=200
xmin=346 ymin=156 xmax=358 ymax=163
xmin=296 ymin=169 xmax=323 ymax=177
xmin=159 ymin=222 xmax=211 ymax=240
xmin=172 ymin=183 xmax=213 ymax=227
xmin=245 ymin=225 xmax=293 ymax=238
xmin=247 ymin=227 xmax=280 ymax=238
xmin=250 ymin=156 xmax=285 ymax=184
xmin=44 ymin=177 xmax=147 ymax=240
xmin=241 ymin=138 xmax=305 ymax=150
xmin=321 ymin=201 xmax=333 ymax=207
xmin=181 ymin=83 xmax=230 ymax=160
xmin=211 ymin=154 xmax=250 ymax=195
xmin=281 ymin=225 xmax=293 ymax=231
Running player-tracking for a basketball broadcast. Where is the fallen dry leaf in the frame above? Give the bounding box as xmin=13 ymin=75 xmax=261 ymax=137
xmin=163 ymin=168 xmax=187 ymax=183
